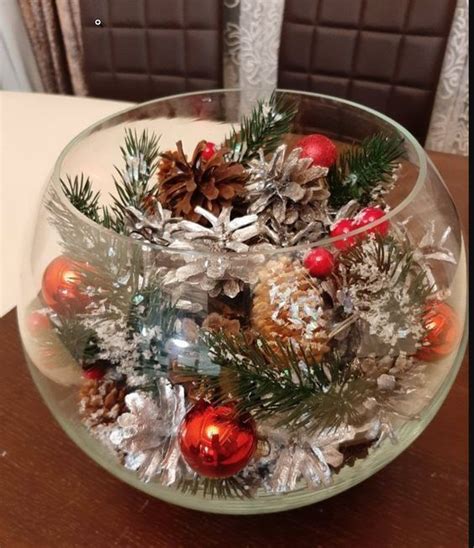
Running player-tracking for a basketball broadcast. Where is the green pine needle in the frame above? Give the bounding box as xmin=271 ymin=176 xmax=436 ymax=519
xmin=225 ymin=90 xmax=298 ymax=163
xmin=60 ymin=174 xmax=102 ymax=222
xmin=328 ymin=134 xmax=406 ymax=209
xmin=176 ymin=476 xmax=252 ymax=500
xmin=202 ymin=332 xmax=375 ymax=434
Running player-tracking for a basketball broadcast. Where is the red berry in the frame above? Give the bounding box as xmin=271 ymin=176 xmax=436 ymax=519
xmin=201 ymin=141 xmax=217 ymax=161
xmin=330 ymin=219 xmax=357 ymax=250
xmin=296 ymin=134 xmax=337 ymax=168
xmin=355 ymin=207 xmax=390 ymax=237
xmin=304 ymin=248 xmax=335 ymax=278
xmin=27 ymin=311 xmax=50 ymax=335
xmin=83 ymin=367 xmax=105 ymax=380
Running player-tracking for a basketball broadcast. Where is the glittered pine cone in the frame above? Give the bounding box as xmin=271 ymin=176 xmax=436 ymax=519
xmin=157 ymin=140 xmax=248 ymax=223
xmin=252 ymin=257 xmax=330 ymax=361
xmin=79 ymin=378 xmax=127 ymax=427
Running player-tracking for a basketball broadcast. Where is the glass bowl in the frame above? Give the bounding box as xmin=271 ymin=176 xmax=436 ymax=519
xmin=17 ymin=90 xmax=467 ymax=514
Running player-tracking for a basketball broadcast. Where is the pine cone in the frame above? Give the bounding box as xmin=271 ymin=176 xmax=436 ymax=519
xmin=252 ymin=257 xmax=330 ymax=360
xmin=157 ymin=140 xmax=248 ymax=223
xmin=79 ymin=378 xmax=127 ymax=427
xmin=202 ymin=312 xmax=241 ymax=336
xmin=245 ymin=145 xmax=330 ymax=228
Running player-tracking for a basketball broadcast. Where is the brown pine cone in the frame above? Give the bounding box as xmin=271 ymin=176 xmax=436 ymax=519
xmin=252 ymin=257 xmax=330 ymax=361
xmin=79 ymin=378 xmax=127 ymax=427
xmin=157 ymin=140 xmax=248 ymax=223
xmin=202 ymin=312 xmax=241 ymax=336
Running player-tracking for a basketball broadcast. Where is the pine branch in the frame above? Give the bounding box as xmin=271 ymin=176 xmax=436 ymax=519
xmin=339 ymin=234 xmax=433 ymax=306
xmin=201 ymin=332 xmax=375 ymax=434
xmin=60 ymin=174 xmax=102 ymax=222
xmin=110 ymin=129 xmax=160 ymax=229
xmin=225 ymin=90 xmax=298 ymax=163
xmin=328 ymin=134 xmax=405 ymax=208
xmin=51 ymin=317 xmax=100 ymax=365
xmin=176 ymin=475 xmax=252 ymax=500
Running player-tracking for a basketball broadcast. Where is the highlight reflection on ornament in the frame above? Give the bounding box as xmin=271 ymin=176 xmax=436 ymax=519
xmin=41 ymin=255 xmax=92 ymax=314
xmin=178 ymin=401 xmax=257 ymax=478
xmin=416 ymin=301 xmax=460 ymax=362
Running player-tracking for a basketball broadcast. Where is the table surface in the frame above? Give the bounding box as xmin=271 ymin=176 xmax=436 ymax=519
xmin=0 ymin=134 xmax=468 ymax=544
xmin=0 ymin=91 xmax=132 ymax=317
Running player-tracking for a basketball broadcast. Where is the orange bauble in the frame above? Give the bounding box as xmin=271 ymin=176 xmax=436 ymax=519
xmin=178 ymin=401 xmax=257 ymax=478
xmin=41 ymin=256 xmax=92 ymax=314
xmin=416 ymin=301 xmax=460 ymax=362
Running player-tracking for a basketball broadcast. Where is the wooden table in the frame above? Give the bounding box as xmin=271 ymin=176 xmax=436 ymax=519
xmin=0 ymin=152 xmax=468 ymax=547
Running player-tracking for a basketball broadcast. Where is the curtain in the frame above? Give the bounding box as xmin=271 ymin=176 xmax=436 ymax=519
xmin=0 ymin=0 xmax=43 ymax=91
xmin=18 ymin=0 xmax=88 ymax=95
xmin=223 ymin=0 xmax=284 ymax=109
xmin=426 ymin=0 xmax=469 ymax=155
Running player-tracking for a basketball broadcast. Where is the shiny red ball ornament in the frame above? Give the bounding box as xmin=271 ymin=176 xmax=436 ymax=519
xmin=297 ymin=134 xmax=337 ymax=168
xmin=416 ymin=302 xmax=460 ymax=362
xmin=83 ymin=367 xmax=105 ymax=380
xmin=304 ymin=247 xmax=335 ymax=278
xmin=26 ymin=310 xmax=50 ymax=335
xmin=330 ymin=218 xmax=357 ymax=250
xmin=178 ymin=401 xmax=257 ymax=478
xmin=201 ymin=141 xmax=217 ymax=162
xmin=355 ymin=206 xmax=390 ymax=237
xmin=41 ymin=256 xmax=91 ymax=314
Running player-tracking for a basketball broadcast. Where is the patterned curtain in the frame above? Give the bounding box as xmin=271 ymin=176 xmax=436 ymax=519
xmin=18 ymin=0 xmax=88 ymax=95
xmin=223 ymin=0 xmax=284 ymax=110
xmin=426 ymin=0 xmax=469 ymax=155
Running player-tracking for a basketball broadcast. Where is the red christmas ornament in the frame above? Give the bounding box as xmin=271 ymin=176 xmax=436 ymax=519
xmin=179 ymin=401 xmax=257 ymax=478
xmin=330 ymin=218 xmax=358 ymax=250
xmin=41 ymin=256 xmax=92 ymax=314
xmin=296 ymin=134 xmax=337 ymax=168
xmin=83 ymin=366 xmax=105 ymax=380
xmin=304 ymin=247 xmax=335 ymax=278
xmin=416 ymin=302 xmax=460 ymax=362
xmin=355 ymin=206 xmax=390 ymax=237
xmin=201 ymin=141 xmax=217 ymax=162
xmin=27 ymin=310 xmax=50 ymax=335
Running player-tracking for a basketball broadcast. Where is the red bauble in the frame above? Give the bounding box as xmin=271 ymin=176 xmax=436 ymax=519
xmin=83 ymin=366 xmax=105 ymax=380
xmin=297 ymin=134 xmax=337 ymax=168
xmin=201 ymin=141 xmax=217 ymax=162
xmin=27 ymin=310 xmax=50 ymax=335
xmin=416 ymin=302 xmax=460 ymax=362
xmin=41 ymin=256 xmax=92 ymax=314
xmin=355 ymin=206 xmax=390 ymax=237
xmin=178 ymin=401 xmax=257 ymax=478
xmin=330 ymin=219 xmax=357 ymax=250
xmin=304 ymin=247 xmax=335 ymax=278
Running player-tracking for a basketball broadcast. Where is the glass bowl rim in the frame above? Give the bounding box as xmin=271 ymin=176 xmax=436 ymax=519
xmin=51 ymin=88 xmax=428 ymax=256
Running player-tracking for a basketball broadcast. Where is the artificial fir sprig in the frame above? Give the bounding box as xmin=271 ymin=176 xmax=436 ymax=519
xmin=110 ymin=129 xmax=160 ymax=231
xmin=201 ymin=331 xmax=375 ymax=433
xmin=328 ymin=134 xmax=405 ymax=208
xmin=176 ymin=476 xmax=252 ymax=499
xmin=225 ymin=91 xmax=298 ymax=164
xmin=60 ymin=174 xmax=101 ymax=221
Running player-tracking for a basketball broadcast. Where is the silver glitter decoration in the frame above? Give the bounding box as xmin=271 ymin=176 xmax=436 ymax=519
xmin=162 ymin=206 xmax=270 ymax=298
xmin=261 ymin=417 xmax=391 ymax=493
xmin=110 ymin=379 xmax=187 ymax=484
xmin=124 ymin=200 xmax=180 ymax=246
xmin=245 ymin=145 xmax=330 ymax=229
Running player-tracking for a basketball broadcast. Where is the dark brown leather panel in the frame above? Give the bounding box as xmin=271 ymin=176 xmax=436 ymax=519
xmin=80 ymin=0 xmax=222 ymax=102
xmin=278 ymin=0 xmax=457 ymax=143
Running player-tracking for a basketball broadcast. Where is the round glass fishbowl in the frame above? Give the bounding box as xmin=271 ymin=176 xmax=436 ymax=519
xmin=17 ymin=90 xmax=467 ymax=514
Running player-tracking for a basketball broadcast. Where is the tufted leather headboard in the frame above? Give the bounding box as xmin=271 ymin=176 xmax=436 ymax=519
xmin=278 ymin=0 xmax=457 ymax=143
xmin=80 ymin=0 xmax=223 ymax=102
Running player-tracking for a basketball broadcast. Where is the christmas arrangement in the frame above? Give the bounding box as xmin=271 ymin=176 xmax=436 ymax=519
xmin=27 ymin=92 xmax=461 ymax=499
